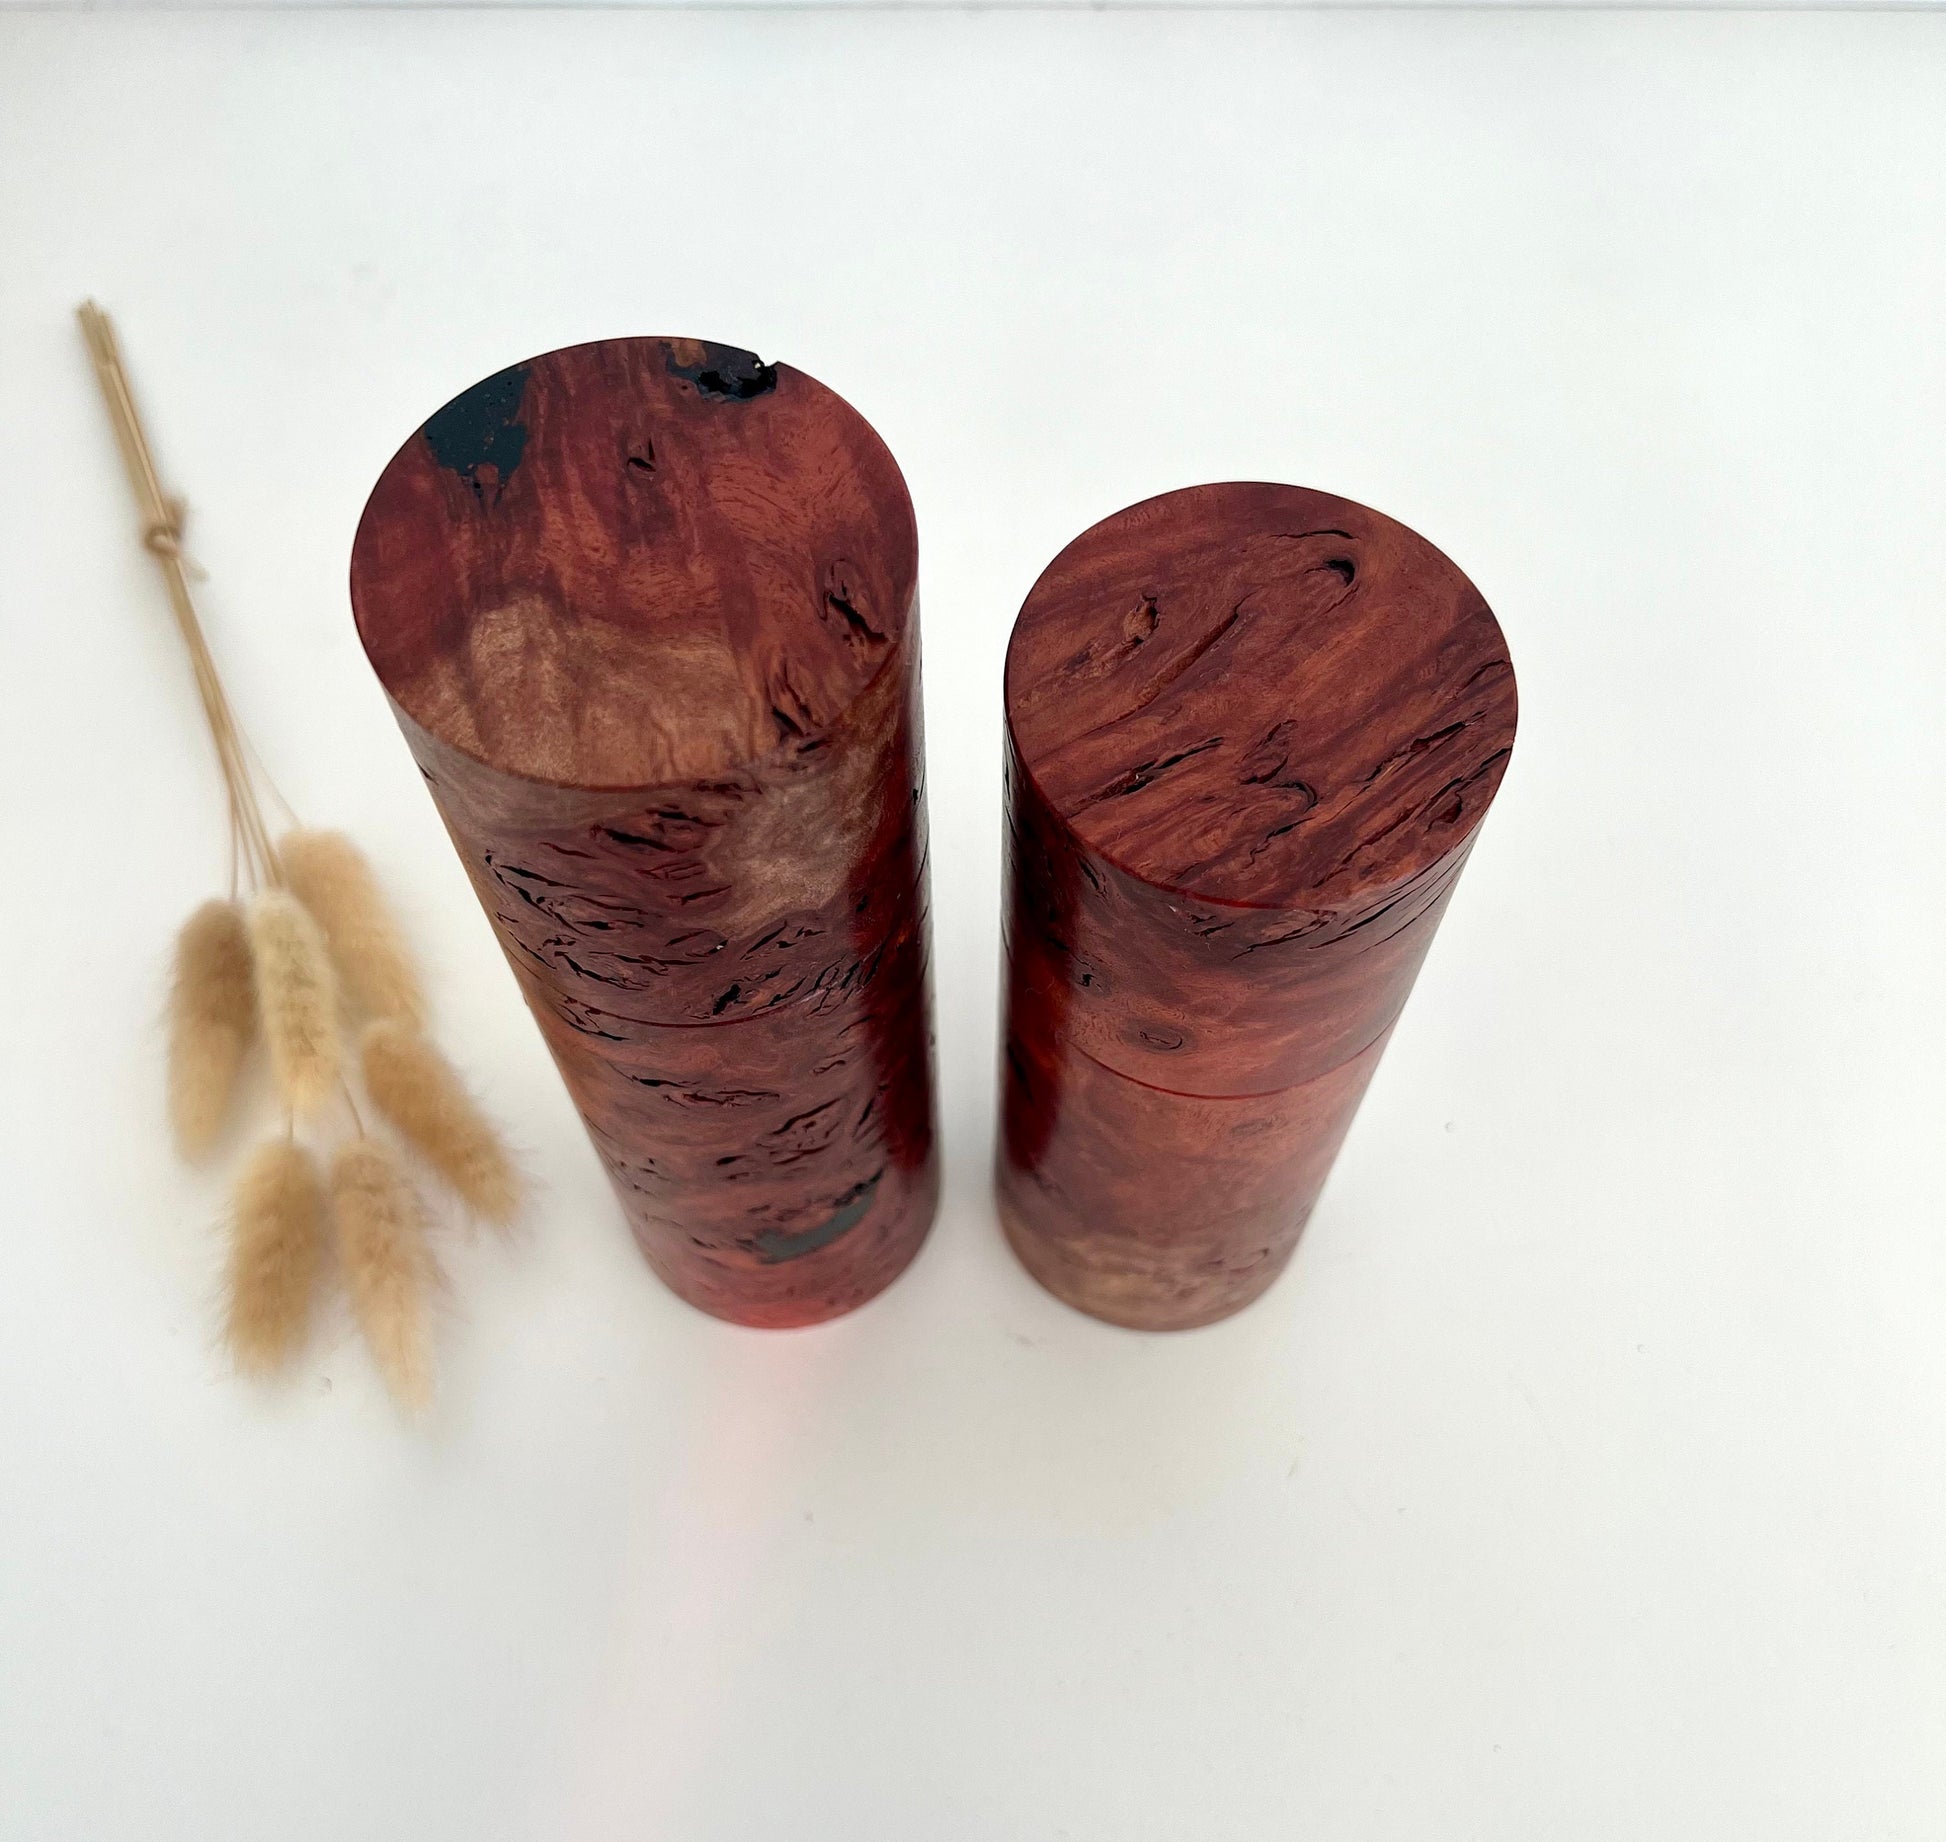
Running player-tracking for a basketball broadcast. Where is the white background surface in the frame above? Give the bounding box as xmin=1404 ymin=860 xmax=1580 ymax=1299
xmin=3 ymin=10 xmax=1944 ymax=1839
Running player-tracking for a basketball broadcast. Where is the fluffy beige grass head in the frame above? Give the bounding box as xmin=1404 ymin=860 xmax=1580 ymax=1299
xmin=246 ymin=888 xmax=340 ymax=1116
xmin=330 ymin=1138 xmax=439 ymax=1413
xmin=278 ymin=829 xmax=425 ymax=1030
xmin=360 ymin=1020 xmax=522 ymax=1228
xmin=225 ymin=1138 xmax=325 ymax=1376
xmin=167 ymin=898 xmax=257 ymax=1157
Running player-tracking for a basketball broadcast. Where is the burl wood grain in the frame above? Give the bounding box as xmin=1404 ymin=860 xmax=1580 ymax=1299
xmin=999 ymin=483 xmax=1516 ymax=1330
xmin=351 ymin=337 xmax=937 ymax=1326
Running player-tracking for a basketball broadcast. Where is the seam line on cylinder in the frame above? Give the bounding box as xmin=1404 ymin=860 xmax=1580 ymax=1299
xmin=1053 ymin=1013 xmax=1401 ymax=1105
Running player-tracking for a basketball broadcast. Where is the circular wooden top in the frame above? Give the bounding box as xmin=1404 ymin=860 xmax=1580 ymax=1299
xmin=351 ymin=337 xmax=917 ymax=792
xmin=1005 ymin=483 xmax=1516 ymax=914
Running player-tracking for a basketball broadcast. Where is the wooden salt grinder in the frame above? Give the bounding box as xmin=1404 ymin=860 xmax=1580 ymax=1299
xmin=999 ymin=483 xmax=1517 ymax=1330
xmin=351 ymin=337 xmax=937 ymax=1327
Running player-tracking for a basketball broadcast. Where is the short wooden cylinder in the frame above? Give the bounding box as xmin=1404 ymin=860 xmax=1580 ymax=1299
xmin=998 ymin=483 xmax=1517 ymax=1330
xmin=351 ymin=337 xmax=938 ymax=1327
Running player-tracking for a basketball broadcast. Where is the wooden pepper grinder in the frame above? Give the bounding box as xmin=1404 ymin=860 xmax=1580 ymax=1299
xmin=351 ymin=337 xmax=937 ymax=1327
xmin=998 ymin=483 xmax=1517 ymax=1330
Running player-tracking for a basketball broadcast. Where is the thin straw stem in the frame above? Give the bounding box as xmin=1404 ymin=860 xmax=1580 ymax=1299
xmin=77 ymin=301 xmax=289 ymax=889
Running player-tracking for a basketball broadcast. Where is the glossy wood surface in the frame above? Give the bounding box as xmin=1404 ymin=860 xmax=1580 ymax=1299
xmin=999 ymin=483 xmax=1515 ymax=1330
xmin=1000 ymin=1026 xmax=1393 ymax=1332
xmin=352 ymin=337 xmax=936 ymax=1326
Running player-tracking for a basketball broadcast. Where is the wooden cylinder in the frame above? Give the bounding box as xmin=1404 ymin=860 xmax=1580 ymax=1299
xmin=350 ymin=337 xmax=937 ymax=1327
xmin=998 ymin=483 xmax=1517 ymax=1330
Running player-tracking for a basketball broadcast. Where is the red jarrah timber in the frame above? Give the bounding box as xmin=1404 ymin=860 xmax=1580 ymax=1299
xmin=999 ymin=483 xmax=1517 ymax=1330
xmin=351 ymin=337 xmax=937 ymax=1327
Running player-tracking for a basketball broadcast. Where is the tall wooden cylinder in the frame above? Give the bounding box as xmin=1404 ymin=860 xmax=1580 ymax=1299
xmin=350 ymin=337 xmax=937 ymax=1327
xmin=998 ymin=483 xmax=1517 ymax=1330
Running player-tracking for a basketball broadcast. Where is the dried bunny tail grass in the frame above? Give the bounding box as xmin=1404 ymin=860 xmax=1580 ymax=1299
xmin=278 ymin=829 xmax=425 ymax=1029
xmin=360 ymin=1020 xmax=523 ymax=1228
xmin=330 ymin=1138 xmax=439 ymax=1413
xmin=225 ymin=1138 xmax=325 ymax=1376
xmin=167 ymin=898 xmax=256 ymax=1157
xmin=246 ymin=887 xmax=340 ymax=1115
